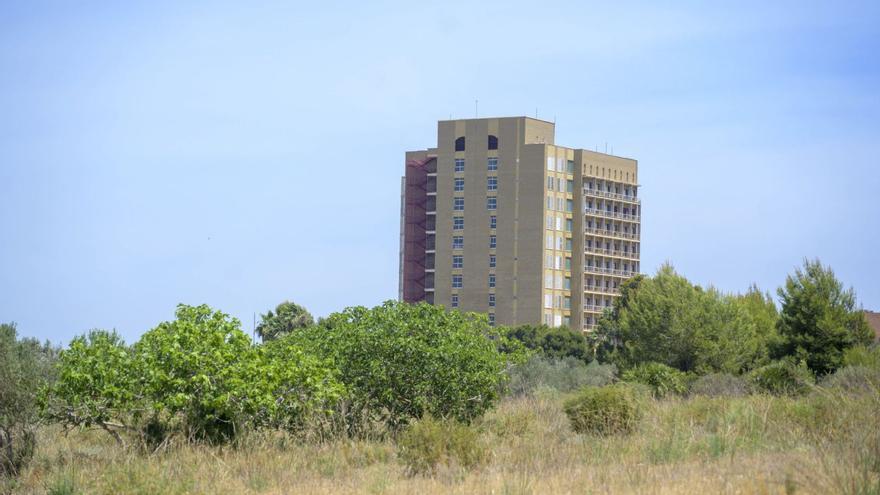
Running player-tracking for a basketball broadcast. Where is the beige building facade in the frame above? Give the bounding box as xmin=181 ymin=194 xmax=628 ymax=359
xmin=400 ymin=117 xmax=640 ymax=331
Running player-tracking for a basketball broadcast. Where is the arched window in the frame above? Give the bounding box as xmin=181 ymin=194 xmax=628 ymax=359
xmin=454 ymin=136 xmax=466 ymax=152
xmin=488 ymin=135 xmax=498 ymax=150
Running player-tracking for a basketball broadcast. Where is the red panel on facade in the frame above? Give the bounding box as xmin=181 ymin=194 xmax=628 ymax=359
xmin=401 ymin=157 xmax=433 ymax=303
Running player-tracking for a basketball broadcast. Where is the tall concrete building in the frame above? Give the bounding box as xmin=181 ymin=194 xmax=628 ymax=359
xmin=399 ymin=117 xmax=640 ymax=331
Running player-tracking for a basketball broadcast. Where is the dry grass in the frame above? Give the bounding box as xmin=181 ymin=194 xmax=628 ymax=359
xmin=4 ymin=386 xmax=878 ymax=494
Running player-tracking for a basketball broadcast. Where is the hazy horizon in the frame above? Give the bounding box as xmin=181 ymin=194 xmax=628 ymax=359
xmin=2 ymin=1 xmax=879 ymax=344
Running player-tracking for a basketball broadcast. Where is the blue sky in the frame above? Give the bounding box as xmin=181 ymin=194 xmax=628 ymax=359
xmin=2 ymin=1 xmax=879 ymax=344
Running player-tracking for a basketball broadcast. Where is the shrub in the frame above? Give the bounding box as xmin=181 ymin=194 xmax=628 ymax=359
xmin=503 ymin=324 xmax=589 ymax=361
xmin=819 ymin=366 xmax=880 ymax=393
xmin=397 ymin=416 xmax=487 ymax=475
xmin=1 ymin=322 xmax=56 ymax=477
xmin=749 ymin=360 xmax=814 ymax=396
xmin=689 ymin=373 xmax=751 ymax=397
xmin=42 ymin=330 xmax=137 ymax=445
xmin=507 ymin=356 xmax=616 ymax=396
xmin=842 ymin=345 xmax=880 ymax=370
xmin=621 ymin=362 xmax=689 ymax=398
xmin=289 ymin=301 xmax=509 ymax=432
xmin=563 ymin=384 xmax=641 ymax=436
xmin=44 ymin=305 xmax=345 ymax=446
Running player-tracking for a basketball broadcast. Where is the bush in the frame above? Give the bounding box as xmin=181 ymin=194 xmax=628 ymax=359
xmin=396 ymin=416 xmax=487 ymax=476
xmin=842 ymin=345 xmax=880 ymax=370
xmin=621 ymin=362 xmax=689 ymax=398
xmin=507 ymin=356 xmax=616 ymax=396
xmin=819 ymin=365 xmax=880 ymax=393
xmin=689 ymin=373 xmax=751 ymax=397
xmin=503 ymin=324 xmax=589 ymax=361
xmin=1 ymin=322 xmax=56 ymax=477
xmin=44 ymin=305 xmax=345 ymax=446
xmin=289 ymin=301 xmax=509 ymax=432
xmin=563 ymin=384 xmax=641 ymax=436
xmin=749 ymin=360 xmax=815 ymax=396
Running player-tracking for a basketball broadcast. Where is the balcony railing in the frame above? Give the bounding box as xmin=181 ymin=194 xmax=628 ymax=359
xmin=584 ymin=227 xmax=640 ymax=240
xmin=584 ymin=247 xmax=640 ymax=259
xmin=584 ymin=285 xmax=620 ymax=294
xmin=583 ymin=188 xmax=640 ymax=203
xmin=584 ymin=266 xmax=637 ymax=277
xmin=583 ymin=304 xmax=610 ymax=312
xmin=584 ymin=208 xmax=641 ymax=222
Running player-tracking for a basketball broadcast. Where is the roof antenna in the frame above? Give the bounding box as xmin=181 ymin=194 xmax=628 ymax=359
xmin=535 ymin=107 xmax=538 ymax=119
xmin=605 ymin=141 xmax=608 ymax=154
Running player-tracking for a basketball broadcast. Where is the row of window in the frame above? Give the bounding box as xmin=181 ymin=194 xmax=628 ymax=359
xmin=452 ymin=254 xmax=497 ymax=269
xmin=454 ymin=215 xmax=497 ymax=231
xmin=545 ymin=273 xmax=572 ymax=290
xmin=449 ymin=296 xmax=496 ymax=325
xmin=547 ymin=177 xmax=574 ymax=193
xmin=543 ymin=294 xmax=572 ymax=310
xmin=452 ymin=235 xmax=496 ymax=249
xmin=546 ymin=215 xmax=573 ymax=232
xmin=545 ymin=234 xmax=573 ymax=251
xmin=544 ymin=254 xmax=573 ymax=271
xmin=454 ymin=177 xmax=497 ymax=192
xmin=454 ymin=157 xmax=498 ymax=172
xmin=451 ymin=273 xmax=496 ymax=289
xmin=546 ymin=196 xmax=573 ymax=212
xmin=455 ymin=136 xmax=498 ymax=152
xmin=453 ymin=197 xmax=497 ymax=211
xmin=585 ymin=180 xmax=638 ymax=197
xmin=547 ymin=157 xmax=576 ymax=174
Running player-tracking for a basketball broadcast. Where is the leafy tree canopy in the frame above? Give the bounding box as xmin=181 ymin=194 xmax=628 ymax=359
xmin=593 ymin=264 xmax=766 ymax=374
xmin=256 ymin=301 xmax=314 ymax=342
xmin=286 ymin=301 xmax=510 ymax=431
xmin=503 ymin=324 xmax=589 ymax=362
xmin=775 ymin=259 xmax=872 ymax=375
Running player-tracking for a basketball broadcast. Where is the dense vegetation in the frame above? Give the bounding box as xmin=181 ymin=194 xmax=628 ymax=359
xmin=1 ymin=258 xmax=878 ymax=494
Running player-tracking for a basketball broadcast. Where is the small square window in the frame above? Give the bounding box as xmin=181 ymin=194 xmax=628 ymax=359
xmin=487 ymin=197 xmax=497 ymax=210
xmin=451 ymin=294 xmax=459 ymax=308
xmin=454 ymin=198 xmax=464 ymax=211
xmin=489 ymin=215 xmax=496 ymax=229
xmin=488 ymin=313 xmax=495 ymax=326
xmin=452 ymin=255 xmax=463 ymax=269
xmin=488 ymin=294 xmax=496 ymax=307
xmin=454 ymin=159 xmax=465 ymax=172
xmin=454 ymin=178 xmax=464 ymax=192
xmin=489 ymin=255 xmax=496 ymax=268
xmin=487 ymin=177 xmax=497 ymax=191
xmin=453 ymin=236 xmax=463 ymax=249
xmin=453 ymin=217 xmax=464 ymax=230
xmin=487 ymin=157 xmax=498 ymax=171
xmin=489 ymin=235 xmax=497 ymax=249
xmin=489 ymin=274 xmax=496 ymax=288
xmin=452 ymin=275 xmax=462 ymax=288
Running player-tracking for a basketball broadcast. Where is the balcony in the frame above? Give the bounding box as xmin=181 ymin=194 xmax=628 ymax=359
xmin=584 ymin=285 xmax=620 ymax=294
xmin=583 ymin=188 xmax=640 ymax=204
xmin=584 ymin=208 xmax=641 ymax=222
xmin=584 ymin=246 xmax=640 ymax=259
xmin=584 ymin=227 xmax=640 ymax=241
xmin=584 ymin=266 xmax=637 ymax=277
xmin=583 ymin=304 xmax=610 ymax=313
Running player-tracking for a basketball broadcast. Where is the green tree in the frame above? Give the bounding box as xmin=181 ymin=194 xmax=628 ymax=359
xmin=133 ymin=304 xmax=263 ymax=442
xmin=44 ymin=305 xmax=343 ymax=446
xmin=592 ymin=264 xmax=765 ymax=374
xmin=734 ymin=285 xmax=782 ymax=365
xmin=775 ymin=259 xmax=873 ymax=375
xmin=288 ymin=301 xmax=509 ymax=432
xmin=1 ymin=323 xmax=57 ymax=476
xmin=256 ymin=301 xmax=314 ymax=341
xmin=504 ymin=324 xmax=589 ymax=361
xmin=42 ymin=330 xmax=137 ymax=446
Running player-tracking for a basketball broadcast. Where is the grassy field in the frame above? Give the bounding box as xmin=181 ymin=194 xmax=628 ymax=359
xmin=6 ymin=385 xmax=879 ymax=495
